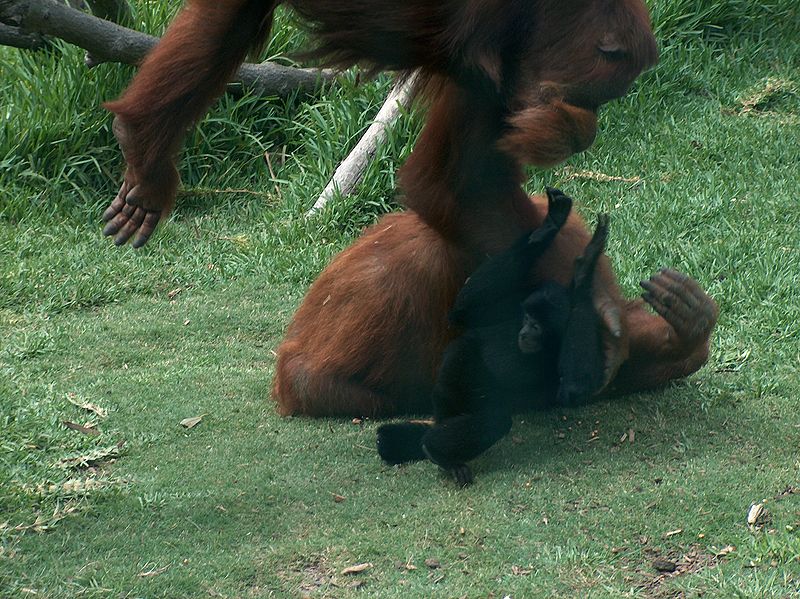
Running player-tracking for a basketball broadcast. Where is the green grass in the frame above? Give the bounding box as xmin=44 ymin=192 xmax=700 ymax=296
xmin=1 ymin=1 xmax=800 ymax=596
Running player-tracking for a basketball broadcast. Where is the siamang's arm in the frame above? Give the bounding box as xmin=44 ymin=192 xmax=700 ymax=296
xmin=423 ymin=335 xmax=513 ymax=486
xmin=450 ymin=187 xmax=572 ymax=326
xmin=556 ymin=213 xmax=610 ymax=405
xmin=377 ymin=335 xmax=513 ymax=486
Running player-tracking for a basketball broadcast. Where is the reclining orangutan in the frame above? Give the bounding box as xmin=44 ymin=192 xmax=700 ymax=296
xmin=101 ymin=0 xmax=657 ymax=247
xmin=270 ymin=72 xmax=719 ymax=419
xmin=268 ymin=0 xmax=716 ymax=419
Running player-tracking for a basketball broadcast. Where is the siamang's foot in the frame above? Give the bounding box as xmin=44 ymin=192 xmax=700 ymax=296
xmin=102 ymin=116 xmax=178 ymax=248
xmin=573 ymin=213 xmax=610 ymax=288
xmin=588 ymin=213 xmax=610 ymax=254
xmin=447 ymin=463 xmax=474 ymax=487
xmin=543 ymin=187 xmax=573 ymax=229
xmin=640 ymin=269 xmax=718 ymax=345
xmin=376 ymin=422 xmax=429 ymax=464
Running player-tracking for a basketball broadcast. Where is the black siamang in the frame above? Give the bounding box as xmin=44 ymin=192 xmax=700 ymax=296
xmin=377 ymin=188 xmax=609 ymax=485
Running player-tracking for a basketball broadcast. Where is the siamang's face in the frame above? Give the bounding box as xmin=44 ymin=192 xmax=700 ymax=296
xmin=518 ymin=312 xmax=544 ymax=354
xmin=497 ymin=0 xmax=658 ymax=166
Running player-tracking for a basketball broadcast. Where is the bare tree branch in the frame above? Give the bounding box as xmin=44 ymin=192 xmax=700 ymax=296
xmin=0 ymin=20 xmax=43 ymax=49
xmin=307 ymin=76 xmax=416 ymax=215
xmin=82 ymin=0 xmax=131 ymax=67
xmin=0 ymin=0 xmax=335 ymax=95
xmin=1 ymin=0 xmax=153 ymax=58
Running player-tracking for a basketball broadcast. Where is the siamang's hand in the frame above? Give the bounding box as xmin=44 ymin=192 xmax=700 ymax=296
xmin=524 ymin=187 xmax=572 ymax=248
xmin=422 ymin=443 xmax=474 ymax=487
xmin=101 ymin=117 xmax=178 ymax=248
xmin=447 ymin=463 xmax=474 ymax=487
xmin=594 ymin=287 xmax=627 ymax=387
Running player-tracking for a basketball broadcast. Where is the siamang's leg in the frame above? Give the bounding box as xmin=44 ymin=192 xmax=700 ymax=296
xmin=376 ymin=334 xmax=478 ymax=466
xmin=611 ymin=269 xmax=718 ymax=393
xmin=571 ymin=213 xmax=610 ymax=292
xmin=526 ymin=194 xmax=628 ymax=382
xmin=421 ymin=405 xmax=513 ymax=486
xmin=555 ymin=214 xmax=611 ymax=404
xmin=102 ymin=0 xmax=277 ymax=247
xmin=450 ymin=187 xmax=572 ymax=325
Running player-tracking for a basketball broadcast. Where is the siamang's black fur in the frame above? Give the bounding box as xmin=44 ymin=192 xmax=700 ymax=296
xmin=377 ymin=188 xmax=609 ymax=485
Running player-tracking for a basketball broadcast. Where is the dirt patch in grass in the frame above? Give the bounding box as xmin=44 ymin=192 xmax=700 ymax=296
xmin=277 ymin=555 xmax=368 ymax=596
xmin=635 ymin=545 xmax=730 ymax=598
xmin=727 ymin=77 xmax=800 ymax=124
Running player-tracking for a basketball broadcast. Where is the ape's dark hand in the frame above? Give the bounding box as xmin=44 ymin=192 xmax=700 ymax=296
xmin=640 ymin=268 xmax=718 ymax=345
xmin=447 ymin=463 xmax=474 ymax=487
xmin=524 ymin=187 xmax=572 ymax=249
xmin=102 ymin=180 xmax=164 ymax=248
xmin=102 ymin=117 xmax=178 ymax=248
xmin=594 ymin=287 xmax=627 ymax=387
xmin=423 ymin=442 xmax=474 ymax=487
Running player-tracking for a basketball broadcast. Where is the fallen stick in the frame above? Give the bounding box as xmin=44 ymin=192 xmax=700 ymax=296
xmin=307 ymin=76 xmax=416 ymax=215
xmin=0 ymin=20 xmax=42 ymax=49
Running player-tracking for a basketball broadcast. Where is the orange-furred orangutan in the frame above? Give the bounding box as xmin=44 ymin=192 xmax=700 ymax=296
xmin=270 ymin=2 xmax=717 ymax=417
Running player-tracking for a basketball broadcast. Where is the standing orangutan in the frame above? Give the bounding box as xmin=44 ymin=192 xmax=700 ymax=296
xmin=101 ymin=0 xmax=657 ymax=247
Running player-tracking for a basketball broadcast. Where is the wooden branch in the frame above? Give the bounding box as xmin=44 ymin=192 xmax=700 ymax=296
xmin=0 ymin=20 xmax=43 ymax=49
xmin=235 ymin=62 xmax=335 ymax=98
xmin=0 ymin=0 xmax=335 ymax=95
xmin=0 ymin=0 xmax=153 ymax=58
xmin=82 ymin=0 xmax=131 ymax=68
xmin=307 ymin=76 xmax=416 ymax=215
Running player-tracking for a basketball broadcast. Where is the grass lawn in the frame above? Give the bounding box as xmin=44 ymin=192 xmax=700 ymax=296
xmin=1 ymin=2 xmax=799 ymax=597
